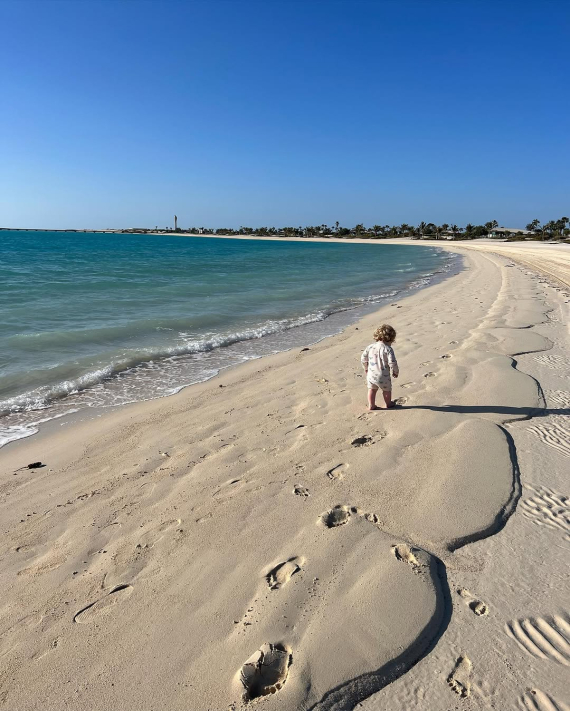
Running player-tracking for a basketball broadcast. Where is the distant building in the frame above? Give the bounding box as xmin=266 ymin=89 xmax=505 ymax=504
xmin=488 ymin=227 xmax=533 ymax=238
xmin=174 ymin=215 xmax=178 ymax=230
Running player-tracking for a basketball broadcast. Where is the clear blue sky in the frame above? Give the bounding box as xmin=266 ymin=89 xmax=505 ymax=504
xmin=1 ymin=0 xmax=568 ymax=229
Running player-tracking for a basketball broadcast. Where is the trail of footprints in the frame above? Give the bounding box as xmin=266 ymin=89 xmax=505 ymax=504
xmin=63 ymin=374 xmax=567 ymax=706
xmin=237 ymin=505 xmax=413 ymax=702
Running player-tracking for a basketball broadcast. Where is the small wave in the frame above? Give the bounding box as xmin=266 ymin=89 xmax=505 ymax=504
xmin=0 ymin=409 xmax=79 ymax=448
xmin=0 ymin=250 xmax=459 ymax=446
xmin=0 ymin=311 xmax=332 ymax=416
xmin=0 ymin=423 xmax=39 ymax=448
xmin=0 ymin=291 xmax=405 ymax=419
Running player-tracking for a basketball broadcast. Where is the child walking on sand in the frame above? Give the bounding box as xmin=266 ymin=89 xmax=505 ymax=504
xmin=361 ymin=324 xmax=399 ymax=410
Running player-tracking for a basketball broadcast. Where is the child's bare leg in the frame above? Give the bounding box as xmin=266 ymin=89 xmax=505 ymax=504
xmin=382 ymin=390 xmax=394 ymax=408
xmin=368 ymin=388 xmax=379 ymax=410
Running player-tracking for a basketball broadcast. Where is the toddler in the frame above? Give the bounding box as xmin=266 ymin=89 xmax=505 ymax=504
xmin=361 ymin=324 xmax=399 ymax=410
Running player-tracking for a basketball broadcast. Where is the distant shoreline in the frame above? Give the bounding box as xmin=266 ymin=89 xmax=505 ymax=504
xmin=2 ymin=227 xmax=567 ymax=246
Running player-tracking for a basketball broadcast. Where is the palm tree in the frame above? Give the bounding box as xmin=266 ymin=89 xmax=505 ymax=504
xmin=537 ymin=223 xmax=549 ymax=240
xmin=450 ymin=224 xmax=461 ymax=239
xmin=417 ymin=221 xmax=427 ymax=239
xmin=526 ymin=219 xmax=541 ymax=233
xmin=543 ymin=221 xmax=557 ymax=240
xmin=555 ymin=217 xmax=569 ymax=237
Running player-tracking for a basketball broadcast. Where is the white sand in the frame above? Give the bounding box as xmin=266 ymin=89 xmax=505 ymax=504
xmin=0 ymin=242 xmax=568 ymax=710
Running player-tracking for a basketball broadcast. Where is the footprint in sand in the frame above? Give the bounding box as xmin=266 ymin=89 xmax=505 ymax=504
xmin=351 ymin=435 xmax=373 ymax=447
xmin=399 ymin=382 xmax=414 ymax=389
xmin=213 ymin=478 xmax=251 ymax=503
xmin=17 ymin=549 xmax=67 ymax=577
xmin=320 ymin=505 xmax=351 ymax=528
xmin=506 ymin=614 xmax=570 ymax=666
xmin=449 ymin=340 xmax=458 ymax=344
xmin=391 ymin=543 xmax=433 ymax=575
xmin=392 ymin=543 xmax=431 ymax=570
xmin=440 ymin=354 xmax=452 ymax=359
xmin=73 ymin=584 xmax=133 ymax=624
xmin=239 ymin=643 xmax=292 ymax=700
xmin=457 ymin=588 xmax=489 ymax=617
xmin=420 ymin=361 xmax=431 ymax=367
xmin=266 ymin=557 xmax=303 ymax=590
xmin=447 ymin=655 xmax=472 ymax=698
xmin=423 ymin=372 xmax=437 ymax=378
xmin=393 ymin=396 xmax=407 ymax=405
xmin=31 ymin=637 xmax=60 ymax=661
xmin=326 ymin=463 xmax=347 ymax=481
xmin=137 ymin=519 xmax=181 ymax=549
xmin=518 ymin=688 xmax=570 ymax=710
xmin=392 ymin=543 xmax=418 ymax=566
xmin=294 ymin=484 xmax=310 ymax=497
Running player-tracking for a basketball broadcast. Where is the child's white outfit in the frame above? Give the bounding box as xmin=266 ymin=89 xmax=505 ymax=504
xmin=361 ymin=342 xmax=399 ymax=392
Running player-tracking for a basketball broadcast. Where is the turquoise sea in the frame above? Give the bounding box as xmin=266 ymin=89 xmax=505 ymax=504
xmin=0 ymin=231 xmax=458 ymax=446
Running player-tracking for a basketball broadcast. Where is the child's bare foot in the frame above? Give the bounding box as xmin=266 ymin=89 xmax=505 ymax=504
xmin=368 ymin=405 xmax=381 ymax=411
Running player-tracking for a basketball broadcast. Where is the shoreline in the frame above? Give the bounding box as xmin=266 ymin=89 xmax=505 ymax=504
xmin=0 ymin=244 xmax=568 ymax=709
xmin=5 ymin=233 xmax=567 ymax=453
xmin=0 ymin=243 xmax=460 ymax=451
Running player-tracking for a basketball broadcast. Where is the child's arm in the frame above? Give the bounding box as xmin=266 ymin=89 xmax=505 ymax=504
xmin=388 ymin=346 xmax=399 ymax=378
xmin=361 ymin=346 xmax=370 ymax=373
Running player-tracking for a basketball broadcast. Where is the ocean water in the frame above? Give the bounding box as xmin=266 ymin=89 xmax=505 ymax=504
xmin=0 ymin=231 xmax=458 ymax=446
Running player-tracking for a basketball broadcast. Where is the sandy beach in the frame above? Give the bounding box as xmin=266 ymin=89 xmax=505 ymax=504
xmin=0 ymin=241 xmax=568 ymax=710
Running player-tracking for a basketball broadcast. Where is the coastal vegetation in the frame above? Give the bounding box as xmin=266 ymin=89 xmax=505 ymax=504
xmin=178 ymin=217 xmax=570 ymax=241
xmin=3 ymin=219 xmax=567 ymax=241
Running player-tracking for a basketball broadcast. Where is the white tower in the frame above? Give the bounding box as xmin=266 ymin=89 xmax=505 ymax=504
xmin=174 ymin=215 xmax=178 ymax=230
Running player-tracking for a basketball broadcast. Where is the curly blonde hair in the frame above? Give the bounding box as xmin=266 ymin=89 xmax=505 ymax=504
xmin=373 ymin=324 xmax=396 ymax=343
